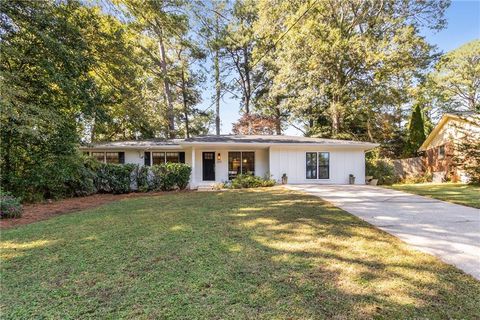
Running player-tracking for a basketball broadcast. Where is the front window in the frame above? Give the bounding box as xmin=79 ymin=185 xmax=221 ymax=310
xmin=306 ymin=152 xmax=317 ymax=179
xmin=105 ymin=152 xmax=120 ymax=164
xmin=166 ymin=152 xmax=180 ymax=163
xmin=91 ymin=152 xmax=124 ymax=164
xmin=152 ymin=152 xmax=181 ymax=165
xmin=92 ymin=152 xmax=105 ymax=163
xmin=228 ymin=151 xmax=255 ymax=179
xmin=152 ymin=152 xmax=165 ymax=165
xmin=306 ymin=152 xmax=329 ymax=179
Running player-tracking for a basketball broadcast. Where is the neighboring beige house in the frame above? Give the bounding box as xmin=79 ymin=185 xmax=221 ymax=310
xmin=419 ymin=113 xmax=480 ymax=183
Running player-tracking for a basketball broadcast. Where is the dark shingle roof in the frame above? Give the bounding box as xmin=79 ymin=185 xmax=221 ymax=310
xmin=80 ymin=135 xmax=378 ymax=149
xmin=183 ymin=135 xmax=377 ymax=146
xmin=81 ymin=139 xmax=183 ymax=149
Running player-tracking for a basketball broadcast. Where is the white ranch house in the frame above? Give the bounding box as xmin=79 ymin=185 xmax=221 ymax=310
xmin=80 ymin=135 xmax=378 ymax=188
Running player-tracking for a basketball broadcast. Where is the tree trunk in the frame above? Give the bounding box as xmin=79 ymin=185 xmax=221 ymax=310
xmin=330 ymin=99 xmax=340 ymax=137
xmin=157 ymin=27 xmax=175 ymax=138
xmin=180 ymin=65 xmax=190 ymax=138
xmin=214 ymin=49 xmax=221 ymax=136
xmin=243 ymin=46 xmax=251 ymax=115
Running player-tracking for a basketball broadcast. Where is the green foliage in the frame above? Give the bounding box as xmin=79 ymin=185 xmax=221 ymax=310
xmin=405 ymin=104 xmax=427 ymax=157
xmin=151 ymin=163 xmax=192 ymax=191
xmin=426 ymin=40 xmax=480 ymax=113
xmin=400 ymin=173 xmax=433 ymax=184
xmin=94 ymin=163 xmax=136 ymax=194
xmin=227 ymin=174 xmax=276 ymax=189
xmin=135 ymin=165 xmax=151 ymax=193
xmin=366 ymin=151 xmax=397 ymax=185
xmin=0 ymin=189 xmax=23 ymax=219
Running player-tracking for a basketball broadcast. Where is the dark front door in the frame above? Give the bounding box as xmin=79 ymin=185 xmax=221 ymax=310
xmin=202 ymin=152 xmax=215 ymax=181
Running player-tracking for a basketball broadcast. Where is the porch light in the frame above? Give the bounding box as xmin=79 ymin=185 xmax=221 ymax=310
xmin=217 ymin=153 xmax=221 ymax=161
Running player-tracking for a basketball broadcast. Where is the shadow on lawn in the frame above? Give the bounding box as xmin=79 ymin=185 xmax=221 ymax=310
xmin=1 ymin=188 xmax=479 ymax=319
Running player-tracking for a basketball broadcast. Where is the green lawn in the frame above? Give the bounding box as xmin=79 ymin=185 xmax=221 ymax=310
xmin=1 ymin=189 xmax=479 ymax=319
xmin=390 ymin=183 xmax=480 ymax=208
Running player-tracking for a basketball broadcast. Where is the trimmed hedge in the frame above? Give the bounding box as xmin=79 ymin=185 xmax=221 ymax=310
xmin=226 ymin=174 xmax=276 ymax=189
xmin=151 ymin=163 xmax=192 ymax=191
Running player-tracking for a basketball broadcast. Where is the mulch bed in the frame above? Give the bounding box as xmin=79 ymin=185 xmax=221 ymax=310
xmin=1 ymin=192 xmax=168 ymax=230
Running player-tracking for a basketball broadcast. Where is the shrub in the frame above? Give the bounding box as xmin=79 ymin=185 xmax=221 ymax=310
xmin=135 ymin=165 xmax=151 ymax=192
xmin=95 ymin=163 xmax=136 ymax=194
xmin=151 ymin=163 xmax=192 ymax=191
xmin=228 ymin=174 xmax=276 ymax=189
xmin=401 ymin=172 xmax=432 ymax=184
xmin=366 ymin=157 xmax=397 ymax=185
xmin=0 ymin=189 xmax=23 ymax=218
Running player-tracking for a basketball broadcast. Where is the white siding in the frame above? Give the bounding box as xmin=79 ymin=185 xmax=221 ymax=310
xmin=269 ymin=146 xmax=366 ymax=185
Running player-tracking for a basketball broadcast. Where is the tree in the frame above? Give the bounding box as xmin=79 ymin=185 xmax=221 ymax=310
xmin=115 ymin=0 xmax=190 ymax=138
xmin=225 ymin=0 xmax=258 ymax=115
xmin=232 ymin=114 xmax=277 ymax=135
xmin=253 ymin=0 xmax=449 ymax=142
xmin=427 ymin=40 xmax=480 ymax=114
xmin=405 ymin=104 xmax=427 ymax=157
xmin=0 ymin=0 xmax=100 ymax=199
xmin=191 ymin=0 xmax=229 ymax=135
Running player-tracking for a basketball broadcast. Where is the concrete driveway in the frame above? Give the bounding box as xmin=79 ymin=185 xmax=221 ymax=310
xmin=286 ymin=184 xmax=480 ymax=280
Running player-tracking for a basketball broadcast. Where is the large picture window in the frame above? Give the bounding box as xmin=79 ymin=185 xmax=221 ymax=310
xmin=228 ymin=151 xmax=254 ymax=179
xmin=305 ymin=152 xmax=329 ymax=179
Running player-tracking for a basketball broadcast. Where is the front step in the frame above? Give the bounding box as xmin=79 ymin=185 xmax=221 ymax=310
xmin=197 ymin=185 xmax=214 ymax=192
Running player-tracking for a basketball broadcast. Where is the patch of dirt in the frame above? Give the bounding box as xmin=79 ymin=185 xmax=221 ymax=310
xmin=0 ymin=192 xmax=169 ymax=230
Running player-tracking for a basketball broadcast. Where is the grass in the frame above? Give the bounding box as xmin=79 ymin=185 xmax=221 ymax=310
xmin=1 ymin=188 xmax=479 ymax=319
xmin=389 ymin=183 xmax=480 ymax=208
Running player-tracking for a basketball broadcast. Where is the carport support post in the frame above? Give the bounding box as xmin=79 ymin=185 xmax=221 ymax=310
xmin=190 ymin=147 xmax=196 ymax=189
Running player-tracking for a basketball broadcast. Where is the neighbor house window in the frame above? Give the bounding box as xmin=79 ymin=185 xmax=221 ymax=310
xmin=228 ymin=151 xmax=254 ymax=179
xmin=305 ymin=152 xmax=329 ymax=179
xmin=438 ymin=145 xmax=445 ymax=160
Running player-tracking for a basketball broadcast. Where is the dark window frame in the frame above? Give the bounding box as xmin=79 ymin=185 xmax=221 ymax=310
xmin=305 ymin=152 xmax=330 ymax=180
xmin=438 ymin=145 xmax=445 ymax=160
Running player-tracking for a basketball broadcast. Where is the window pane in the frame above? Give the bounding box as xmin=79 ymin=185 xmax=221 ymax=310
xmin=92 ymin=152 xmax=105 ymax=163
xmin=106 ymin=152 xmax=120 ymax=164
xmin=152 ymin=152 xmax=165 ymax=165
xmin=228 ymin=152 xmax=241 ymax=180
xmin=318 ymin=152 xmax=329 ymax=179
xmin=306 ymin=152 xmax=317 ymax=179
xmin=166 ymin=152 xmax=179 ymax=163
xmin=241 ymin=152 xmax=255 ymax=175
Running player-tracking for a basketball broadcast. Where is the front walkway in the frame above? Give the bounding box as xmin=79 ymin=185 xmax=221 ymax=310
xmin=286 ymin=184 xmax=480 ymax=280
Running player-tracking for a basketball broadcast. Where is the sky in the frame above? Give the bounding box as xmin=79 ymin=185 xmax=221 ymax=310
xmin=201 ymin=0 xmax=480 ymax=136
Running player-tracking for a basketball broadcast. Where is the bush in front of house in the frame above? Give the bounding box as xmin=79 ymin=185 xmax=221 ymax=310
xmin=135 ymin=165 xmax=151 ymax=192
xmin=227 ymin=174 xmax=276 ymax=189
xmin=0 ymin=189 xmax=23 ymax=218
xmin=151 ymin=163 xmax=192 ymax=191
xmin=94 ymin=163 xmax=136 ymax=194
xmin=366 ymin=156 xmax=397 ymax=185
